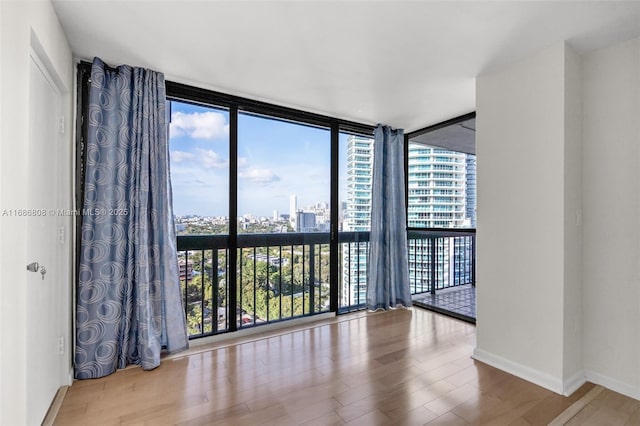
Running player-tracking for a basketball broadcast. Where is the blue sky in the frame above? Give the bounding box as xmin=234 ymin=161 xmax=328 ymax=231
xmin=169 ymin=101 xmax=349 ymax=217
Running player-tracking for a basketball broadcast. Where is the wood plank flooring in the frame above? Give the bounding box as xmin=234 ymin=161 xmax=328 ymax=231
xmin=564 ymin=386 xmax=640 ymax=425
xmin=55 ymin=308 xmax=597 ymax=425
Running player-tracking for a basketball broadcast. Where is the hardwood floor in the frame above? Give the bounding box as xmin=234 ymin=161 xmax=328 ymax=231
xmin=55 ymin=308 xmax=596 ymax=425
xmin=563 ymin=386 xmax=640 ymax=425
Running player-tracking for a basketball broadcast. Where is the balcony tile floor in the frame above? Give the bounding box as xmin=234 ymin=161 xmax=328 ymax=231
xmin=412 ymin=284 xmax=476 ymax=323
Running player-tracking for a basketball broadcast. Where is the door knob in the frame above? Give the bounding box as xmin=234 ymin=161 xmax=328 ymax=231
xmin=26 ymin=262 xmax=47 ymax=280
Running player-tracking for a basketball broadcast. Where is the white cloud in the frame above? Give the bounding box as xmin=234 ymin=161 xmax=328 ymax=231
xmin=170 ymin=111 xmax=229 ymax=140
xmin=199 ymin=149 xmax=228 ymax=169
xmin=239 ymin=168 xmax=280 ymax=185
xmin=171 ymin=150 xmax=195 ymax=163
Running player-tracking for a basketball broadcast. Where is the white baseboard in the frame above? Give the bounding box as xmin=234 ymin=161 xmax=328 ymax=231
xmin=585 ymin=370 xmax=640 ymax=401
xmin=563 ymin=370 xmax=587 ymax=396
xmin=42 ymin=385 xmax=68 ymax=426
xmin=472 ymin=348 xmax=564 ymax=394
xmin=472 ymin=349 xmax=640 ymax=401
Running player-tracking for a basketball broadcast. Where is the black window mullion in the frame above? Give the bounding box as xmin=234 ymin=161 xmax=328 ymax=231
xmin=329 ymin=121 xmax=339 ymax=313
xmin=228 ymin=104 xmax=238 ymax=332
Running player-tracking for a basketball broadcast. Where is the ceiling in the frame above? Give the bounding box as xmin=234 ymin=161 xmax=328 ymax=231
xmin=410 ymin=117 xmax=476 ymax=155
xmin=52 ymin=1 xmax=639 ymax=133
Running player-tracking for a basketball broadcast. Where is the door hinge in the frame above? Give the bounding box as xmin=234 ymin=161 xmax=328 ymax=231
xmin=59 ymin=116 xmax=65 ymax=134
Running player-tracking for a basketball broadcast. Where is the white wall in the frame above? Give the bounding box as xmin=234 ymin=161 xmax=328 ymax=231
xmin=474 ymin=42 xmax=583 ymax=394
xmin=476 ymin=37 xmax=640 ymax=399
xmin=0 ymin=3 xmax=3 ymax=423
xmin=0 ymin=1 xmax=73 ymax=424
xmin=582 ymin=37 xmax=640 ymax=399
xmin=562 ymin=46 xmax=584 ymax=393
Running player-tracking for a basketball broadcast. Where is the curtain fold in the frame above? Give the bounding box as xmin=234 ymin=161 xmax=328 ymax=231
xmin=75 ymin=58 xmax=188 ymax=379
xmin=366 ymin=124 xmax=412 ymax=310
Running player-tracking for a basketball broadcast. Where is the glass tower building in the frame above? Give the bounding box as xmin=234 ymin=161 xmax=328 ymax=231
xmin=407 ymin=145 xmax=467 ymax=228
xmin=342 ymin=135 xmax=373 ymax=307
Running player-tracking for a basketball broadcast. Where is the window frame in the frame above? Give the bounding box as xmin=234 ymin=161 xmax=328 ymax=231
xmin=164 ymin=80 xmax=375 ymax=317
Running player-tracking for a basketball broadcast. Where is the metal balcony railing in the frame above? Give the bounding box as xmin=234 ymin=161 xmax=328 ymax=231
xmin=177 ymin=232 xmax=331 ymax=339
xmin=177 ymin=228 xmax=475 ymax=338
xmin=407 ymin=229 xmax=475 ymax=294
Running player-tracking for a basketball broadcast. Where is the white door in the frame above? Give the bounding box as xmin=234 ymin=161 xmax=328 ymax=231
xmin=26 ymin=51 xmax=66 ymax=425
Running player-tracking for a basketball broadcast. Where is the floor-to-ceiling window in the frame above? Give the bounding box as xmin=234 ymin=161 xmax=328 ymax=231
xmin=160 ymin=79 xmax=374 ymax=338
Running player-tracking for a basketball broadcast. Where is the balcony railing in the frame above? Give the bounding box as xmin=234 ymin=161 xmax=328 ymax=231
xmin=338 ymin=231 xmax=370 ymax=313
xmin=407 ymin=229 xmax=475 ymax=294
xmin=177 ymin=232 xmax=331 ymax=339
xmin=177 ymin=228 xmax=475 ymax=338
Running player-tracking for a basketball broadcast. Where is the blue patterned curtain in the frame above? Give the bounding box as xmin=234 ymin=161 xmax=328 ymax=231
xmin=75 ymin=58 xmax=188 ymax=379
xmin=367 ymin=125 xmax=412 ymax=310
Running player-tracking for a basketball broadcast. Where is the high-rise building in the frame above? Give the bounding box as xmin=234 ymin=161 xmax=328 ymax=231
xmin=296 ymin=211 xmax=317 ymax=232
xmin=342 ymin=135 xmax=374 ymax=306
xmin=344 ymin=136 xmax=373 ymax=232
xmin=407 ymin=144 xmax=467 ymax=228
xmin=289 ymin=195 xmax=297 ymax=229
xmin=338 ymin=201 xmax=347 ymax=231
xmin=465 ymin=155 xmax=477 ymax=228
